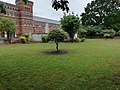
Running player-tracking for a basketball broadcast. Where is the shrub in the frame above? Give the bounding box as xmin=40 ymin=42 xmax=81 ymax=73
xmin=81 ymin=38 xmax=86 ymax=42
xmin=21 ymin=33 xmax=29 ymax=38
xmin=41 ymin=36 xmax=49 ymax=43
xmin=78 ymin=28 xmax=87 ymax=38
xmin=21 ymin=33 xmax=29 ymax=42
xmin=19 ymin=36 xmax=27 ymax=43
xmin=74 ymin=38 xmax=80 ymax=42
xmin=103 ymin=34 xmax=110 ymax=39
xmin=102 ymin=29 xmax=116 ymax=38
xmin=19 ymin=33 xmax=29 ymax=43
xmin=118 ymin=30 xmax=120 ymax=36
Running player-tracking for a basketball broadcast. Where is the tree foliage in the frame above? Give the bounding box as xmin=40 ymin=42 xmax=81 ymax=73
xmin=104 ymin=10 xmax=120 ymax=32
xmin=48 ymin=28 xmax=66 ymax=52
xmin=52 ymin=0 xmax=69 ymax=12
xmin=61 ymin=14 xmax=80 ymax=42
xmin=0 ymin=4 xmax=6 ymax=14
xmin=81 ymin=0 xmax=120 ymax=31
xmin=84 ymin=25 xmax=103 ymax=38
xmin=78 ymin=26 xmax=87 ymax=38
xmin=0 ymin=17 xmax=16 ymax=42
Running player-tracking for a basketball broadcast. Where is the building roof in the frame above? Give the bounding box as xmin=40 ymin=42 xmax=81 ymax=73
xmin=33 ymin=16 xmax=60 ymax=24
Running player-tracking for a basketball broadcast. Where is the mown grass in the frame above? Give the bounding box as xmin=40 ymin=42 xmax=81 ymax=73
xmin=0 ymin=39 xmax=120 ymax=90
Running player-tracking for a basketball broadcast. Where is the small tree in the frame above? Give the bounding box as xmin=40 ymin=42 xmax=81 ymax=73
xmin=61 ymin=13 xmax=80 ymax=42
xmin=48 ymin=29 xmax=67 ymax=52
xmin=0 ymin=17 xmax=16 ymax=43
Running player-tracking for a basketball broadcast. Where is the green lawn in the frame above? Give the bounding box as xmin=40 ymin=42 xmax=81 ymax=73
xmin=0 ymin=39 xmax=120 ymax=90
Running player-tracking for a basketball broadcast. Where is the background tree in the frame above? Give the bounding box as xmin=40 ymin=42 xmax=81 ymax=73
xmin=77 ymin=25 xmax=87 ymax=38
xmin=0 ymin=17 xmax=16 ymax=43
xmin=84 ymin=25 xmax=103 ymax=38
xmin=61 ymin=14 xmax=80 ymax=42
xmin=104 ymin=10 xmax=120 ymax=32
xmin=48 ymin=29 xmax=67 ymax=52
xmin=81 ymin=0 xmax=120 ymax=30
xmin=0 ymin=4 xmax=6 ymax=14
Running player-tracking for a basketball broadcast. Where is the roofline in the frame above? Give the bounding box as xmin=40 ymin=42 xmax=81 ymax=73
xmin=33 ymin=16 xmax=60 ymax=24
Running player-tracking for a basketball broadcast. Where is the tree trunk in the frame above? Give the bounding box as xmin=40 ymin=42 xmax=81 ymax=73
xmin=91 ymin=35 xmax=93 ymax=39
xmin=7 ymin=32 xmax=11 ymax=43
xmin=7 ymin=32 xmax=10 ymax=41
xmin=55 ymin=42 xmax=59 ymax=52
xmin=71 ymin=37 xmax=74 ymax=43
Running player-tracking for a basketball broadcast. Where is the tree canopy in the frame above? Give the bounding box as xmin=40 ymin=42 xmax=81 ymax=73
xmin=61 ymin=14 xmax=80 ymax=42
xmin=0 ymin=4 xmax=6 ymax=14
xmin=0 ymin=17 xmax=16 ymax=42
xmin=48 ymin=28 xmax=67 ymax=52
xmin=81 ymin=0 xmax=120 ymax=31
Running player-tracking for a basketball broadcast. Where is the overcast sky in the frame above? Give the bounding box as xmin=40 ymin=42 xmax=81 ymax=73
xmin=1 ymin=0 xmax=92 ymax=20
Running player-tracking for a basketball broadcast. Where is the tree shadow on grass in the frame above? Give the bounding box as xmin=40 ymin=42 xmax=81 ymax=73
xmin=43 ymin=50 xmax=69 ymax=55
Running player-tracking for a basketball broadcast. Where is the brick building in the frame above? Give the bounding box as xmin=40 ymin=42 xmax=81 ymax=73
xmin=0 ymin=0 xmax=60 ymax=37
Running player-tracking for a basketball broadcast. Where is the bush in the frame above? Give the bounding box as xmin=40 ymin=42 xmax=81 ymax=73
xmin=19 ymin=33 xmax=29 ymax=43
xmin=21 ymin=33 xmax=29 ymax=38
xmin=78 ymin=28 xmax=87 ymax=38
xmin=118 ymin=30 xmax=120 ymax=36
xmin=21 ymin=33 xmax=29 ymax=42
xmin=103 ymin=34 xmax=110 ymax=39
xmin=81 ymin=38 xmax=86 ymax=42
xmin=19 ymin=36 xmax=27 ymax=43
xmin=74 ymin=38 xmax=80 ymax=42
xmin=41 ymin=36 xmax=49 ymax=43
xmin=102 ymin=29 xmax=116 ymax=38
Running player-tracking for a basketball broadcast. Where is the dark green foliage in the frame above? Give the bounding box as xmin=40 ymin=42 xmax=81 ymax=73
xmin=52 ymin=0 xmax=69 ymax=12
xmin=48 ymin=28 xmax=66 ymax=51
xmin=74 ymin=37 xmax=80 ymax=42
xmin=41 ymin=36 xmax=49 ymax=43
xmin=61 ymin=14 xmax=80 ymax=42
xmin=84 ymin=26 xmax=103 ymax=38
xmin=22 ymin=0 xmax=28 ymax=4
xmin=104 ymin=10 xmax=120 ymax=32
xmin=81 ymin=38 xmax=86 ymax=42
xmin=81 ymin=0 xmax=120 ymax=30
xmin=0 ymin=4 xmax=6 ymax=14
